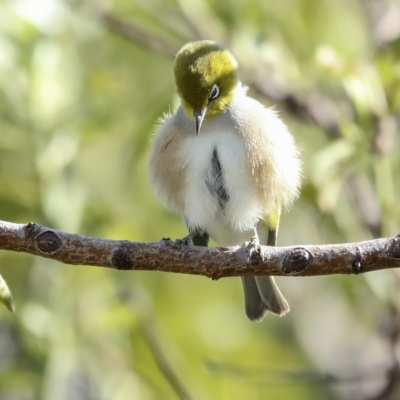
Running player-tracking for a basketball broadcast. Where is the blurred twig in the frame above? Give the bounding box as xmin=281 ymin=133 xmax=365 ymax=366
xmin=346 ymin=172 xmax=382 ymax=237
xmin=66 ymin=0 xmax=179 ymax=58
xmin=208 ymin=358 xmax=400 ymax=399
xmin=370 ymin=306 xmax=400 ymax=400
xmin=1 ymin=220 xmax=400 ymax=278
xmin=94 ymin=10 xmax=178 ymax=58
xmin=250 ymin=80 xmax=342 ymax=136
xmin=118 ymin=287 xmax=196 ymax=399
xmin=207 ymin=359 xmax=391 ymax=386
xmin=368 ymin=364 xmax=400 ymax=400
xmin=140 ymin=325 xmax=193 ymax=400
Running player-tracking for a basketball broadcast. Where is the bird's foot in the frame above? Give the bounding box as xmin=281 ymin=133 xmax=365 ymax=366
xmin=175 ymin=234 xmax=194 ymax=246
xmin=242 ymin=234 xmax=261 ymax=261
xmin=175 ymin=231 xmax=209 ymax=247
xmin=243 ymin=233 xmax=260 ymax=249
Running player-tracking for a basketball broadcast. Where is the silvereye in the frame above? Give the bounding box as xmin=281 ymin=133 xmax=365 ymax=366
xmin=149 ymin=40 xmax=301 ymax=321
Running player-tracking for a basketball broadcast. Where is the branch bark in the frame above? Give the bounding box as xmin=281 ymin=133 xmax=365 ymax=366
xmin=1 ymin=220 xmax=400 ymax=278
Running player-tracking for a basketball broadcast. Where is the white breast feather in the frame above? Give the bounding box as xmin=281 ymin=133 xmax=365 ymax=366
xmin=183 ymin=115 xmax=264 ymax=245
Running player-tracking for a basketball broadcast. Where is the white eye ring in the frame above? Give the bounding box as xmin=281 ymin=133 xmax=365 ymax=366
xmin=209 ymin=84 xmax=220 ymax=101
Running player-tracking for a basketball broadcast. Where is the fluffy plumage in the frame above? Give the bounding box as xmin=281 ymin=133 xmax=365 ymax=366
xmin=149 ymin=41 xmax=301 ymax=321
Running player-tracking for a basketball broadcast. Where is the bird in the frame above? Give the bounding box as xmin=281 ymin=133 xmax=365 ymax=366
xmin=148 ymin=40 xmax=301 ymax=321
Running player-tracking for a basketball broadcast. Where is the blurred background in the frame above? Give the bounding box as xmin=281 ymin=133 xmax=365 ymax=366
xmin=0 ymin=0 xmax=400 ymax=399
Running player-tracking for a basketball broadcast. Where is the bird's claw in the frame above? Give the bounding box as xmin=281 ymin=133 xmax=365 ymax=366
xmin=242 ymin=235 xmax=260 ymax=260
xmin=175 ymin=235 xmax=193 ymax=246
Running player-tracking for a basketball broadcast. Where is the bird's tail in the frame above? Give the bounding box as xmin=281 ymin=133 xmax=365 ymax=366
xmin=241 ymin=276 xmax=289 ymax=321
xmin=241 ymin=222 xmax=289 ymax=321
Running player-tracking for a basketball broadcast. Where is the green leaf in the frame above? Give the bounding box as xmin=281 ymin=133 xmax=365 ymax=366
xmin=0 ymin=274 xmax=15 ymax=313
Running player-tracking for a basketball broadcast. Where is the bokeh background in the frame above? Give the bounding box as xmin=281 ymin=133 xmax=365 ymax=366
xmin=1 ymin=0 xmax=400 ymax=399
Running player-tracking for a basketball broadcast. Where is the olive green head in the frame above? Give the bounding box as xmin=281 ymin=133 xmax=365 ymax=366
xmin=174 ymin=40 xmax=239 ymax=133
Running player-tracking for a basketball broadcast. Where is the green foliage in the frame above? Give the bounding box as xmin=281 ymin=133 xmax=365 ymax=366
xmin=0 ymin=0 xmax=400 ymax=399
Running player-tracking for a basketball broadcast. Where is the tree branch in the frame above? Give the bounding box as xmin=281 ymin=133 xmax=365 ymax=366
xmin=1 ymin=220 xmax=400 ymax=278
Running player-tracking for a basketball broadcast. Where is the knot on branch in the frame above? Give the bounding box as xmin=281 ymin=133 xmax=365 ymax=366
xmin=24 ymin=222 xmax=40 ymax=236
xmin=24 ymin=223 xmax=63 ymax=254
xmin=352 ymin=260 xmax=363 ymax=274
xmin=352 ymin=246 xmax=364 ymax=274
xmin=112 ymin=243 xmax=133 ymax=270
xmin=36 ymin=231 xmax=63 ymax=254
xmin=282 ymin=247 xmax=313 ymax=275
xmin=386 ymin=235 xmax=400 ymax=259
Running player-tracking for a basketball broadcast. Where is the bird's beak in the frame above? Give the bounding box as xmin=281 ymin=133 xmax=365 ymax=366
xmin=193 ymin=108 xmax=207 ymax=136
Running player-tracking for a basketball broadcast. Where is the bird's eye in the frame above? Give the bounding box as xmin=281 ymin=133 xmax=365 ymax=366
xmin=209 ymin=84 xmax=220 ymax=101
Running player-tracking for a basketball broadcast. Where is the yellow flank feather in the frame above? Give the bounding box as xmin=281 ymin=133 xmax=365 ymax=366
xmin=264 ymin=209 xmax=281 ymax=230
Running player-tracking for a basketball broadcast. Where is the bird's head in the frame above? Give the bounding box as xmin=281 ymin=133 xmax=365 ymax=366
xmin=174 ymin=40 xmax=239 ymax=135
